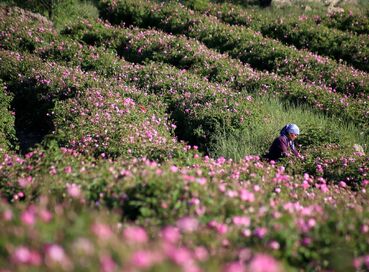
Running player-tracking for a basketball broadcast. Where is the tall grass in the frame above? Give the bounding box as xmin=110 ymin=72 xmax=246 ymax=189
xmin=0 ymin=0 xmax=99 ymax=30
xmin=211 ymin=96 xmax=368 ymax=161
xmin=53 ymin=0 xmax=99 ymax=30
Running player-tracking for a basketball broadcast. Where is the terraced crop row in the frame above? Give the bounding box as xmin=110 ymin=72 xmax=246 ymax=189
xmin=0 ymin=50 xmax=182 ymax=159
xmin=203 ymin=2 xmax=369 ymax=35
xmin=324 ymin=9 xmax=369 ymax=35
xmin=6 ymin=9 xmax=369 ymax=138
xmin=203 ymin=3 xmax=369 ymax=72
xmin=1 ymin=9 xmax=264 ymax=154
xmin=3 ymin=9 xmax=368 ymax=138
xmin=98 ymin=0 xmax=369 ymax=100
xmin=62 ymin=19 xmax=369 ymax=134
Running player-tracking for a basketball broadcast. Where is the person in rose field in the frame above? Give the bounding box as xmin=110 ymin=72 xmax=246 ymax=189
xmin=264 ymin=123 xmax=304 ymax=162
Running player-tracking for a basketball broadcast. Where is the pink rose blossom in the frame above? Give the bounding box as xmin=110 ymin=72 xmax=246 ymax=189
xmin=131 ymin=250 xmax=155 ymax=268
xmin=194 ymin=246 xmax=208 ymax=261
xmin=92 ymin=223 xmax=113 ymax=240
xmin=46 ymin=244 xmax=66 ymax=263
xmin=161 ymin=226 xmax=180 ymax=244
xmin=254 ymin=227 xmax=268 ymax=239
xmin=240 ymin=189 xmax=255 ymax=202
xmin=39 ymin=209 xmax=52 ymax=222
xmin=232 ymin=216 xmax=250 ymax=227
xmin=248 ymin=254 xmax=281 ymax=272
xmin=100 ymin=255 xmax=116 ymax=272
xmin=12 ymin=246 xmax=31 ymax=264
xmin=18 ymin=176 xmax=33 ymax=187
xmin=21 ymin=209 xmax=35 ymax=226
xmin=64 ymin=166 xmax=72 ymax=174
xmin=177 ymin=217 xmax=199 ymax=233
xmin=3 ymin=210 xmax=12 ymax=221
xmin=123 ymin=226 xmax=148 ymax=244
xmin=67 ymin=183 xmax=81 ymax=198
xmin=224 ymin=262 xmax=245 ymax=272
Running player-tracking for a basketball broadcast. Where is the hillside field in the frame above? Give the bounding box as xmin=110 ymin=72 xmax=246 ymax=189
xmin=0 ymin=0 xmax=369 ymax=271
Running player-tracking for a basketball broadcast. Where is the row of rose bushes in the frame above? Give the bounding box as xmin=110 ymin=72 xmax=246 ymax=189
xmin=59 ymin=19 xmax=369 ymax=135
xmin=2 ymin=6 xmax=369 ymax=137
xmin=0 ymin=145 xmax=369 ymax=271
xmin=203 ymin=2 xmax=369 ymax=72
xmin=0 ymin=49 xmax=185 ymax=160
xmin=0 ymin=7 xmax=268 ymax=155
xmin=1 ymin=7 xmax=367 ymax=168
xmin=0 ymin=195 xmax=288 ymax=272
xmin=0 ymin=45 xmax=261 ymax=155
xmin=97 ymin=0 xmax=369 ymax=98
xmin=323 ymin=9 xmax=369 ymax=35
xmin=260 ymin=20 xmax=369 ymax=72
xmin=1 ymin=6 xmax=367 ymax=180
xmin=202 ymin=2 xmax=369 ymax=35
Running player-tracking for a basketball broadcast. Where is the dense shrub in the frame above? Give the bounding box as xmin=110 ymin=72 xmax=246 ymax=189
xmin=322 ymin=10 xmax=369 ymax=35
xmin=0 ymin=6 xmax=56 ymax=52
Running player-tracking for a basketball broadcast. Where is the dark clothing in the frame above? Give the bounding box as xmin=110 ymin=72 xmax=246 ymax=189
xmin=265 ymin=135 xmax=299 ymax=161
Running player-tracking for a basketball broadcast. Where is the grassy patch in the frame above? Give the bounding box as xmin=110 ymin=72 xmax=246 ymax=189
xmin=211 ymin=96 xmax=368 ymax=161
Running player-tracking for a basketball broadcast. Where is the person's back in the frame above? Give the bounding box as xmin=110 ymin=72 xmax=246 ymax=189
xmin=265 ymin=124 xmax=301 ymax=162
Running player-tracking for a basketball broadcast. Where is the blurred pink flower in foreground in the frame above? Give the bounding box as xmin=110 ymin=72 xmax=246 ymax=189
xmin=240 ymin=189 xmax=255 ymax=202
xmin=21 ymin=208 xmax=35 ymax=226
xmin=233 ymin=216 xmax=251 ymax=227
xmin=194 ymin=246 xmax=208 ymax=261
xmin=92 ymin=223 xmax=113 ymax=240
xmin=161 ymin=226 xmax=181 ymax=244
xmin=249 ymin=254 xmax=281 ymax=272
xmin=12 ymin=246 xmax=41 ymax=266
xmin=167 ymin=247 xmax=193 ymax=266
xmin=224 ymin=262 xmax=245 ymax=272
xmin=39 ymin=209 xmax=52 ymax=223
xmin=254 ymin=227 xmax=268 ymax=239
xmin=123 ymin=226 xmax=148 ymax=244
xmin=3 ymin=209 xmax=12 ymax=221
xmin=66 ymin=183 xmax=81 ymax=198
xmin=18 ymin=176 xmax=33 ymax=188
xmin=45 ymin=244 xmax=67 ymax=264
xmin=64 ymin=166 xmax=72 ymax=174
xmin=131 ymin=250 xmax=159 ymax=269
xmin=100 ymin=255 xmax=116 ymax=272
xmin=176 ymin=217 xmax=199 ymax=233
xmin=208 ymin=220 xmax=228 ymax=234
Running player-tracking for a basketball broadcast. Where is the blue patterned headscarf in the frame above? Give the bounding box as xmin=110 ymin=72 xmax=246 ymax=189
xmin=280 ymin=124 xmax=300 ymax=152
xmin=280 ymin=124 xmax=300 ymax=136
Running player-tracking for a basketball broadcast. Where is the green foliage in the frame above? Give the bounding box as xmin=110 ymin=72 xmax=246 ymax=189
xmin=182 ymin=0 xmax=209 ymax=11
xmin=0 ymin=81 xmax=16 ymax=152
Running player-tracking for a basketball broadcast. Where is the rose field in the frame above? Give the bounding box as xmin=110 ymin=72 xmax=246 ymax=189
xmin=0 ymin=0 xmax=368 ymax=271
